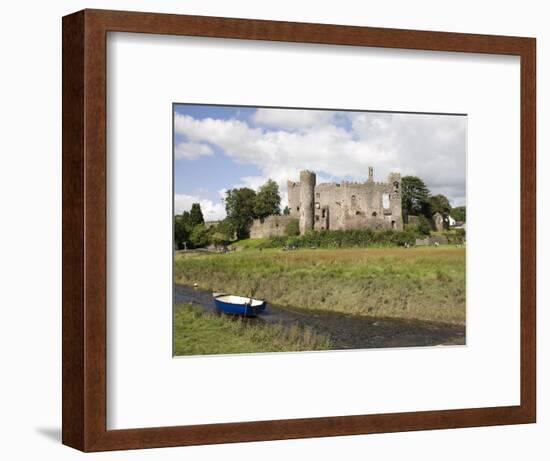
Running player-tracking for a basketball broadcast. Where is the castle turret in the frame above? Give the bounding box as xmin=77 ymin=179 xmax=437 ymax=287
xmin=388 ymin=172 xmax=403 ymax=230
xmin=299 ymin=170 xmax=316 ymax=235
xmin=368 ymin=166 xmax=374 ymax=182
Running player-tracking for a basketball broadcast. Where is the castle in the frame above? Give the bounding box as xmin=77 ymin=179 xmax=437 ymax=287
xmin=249 ymin=167 xmax=403 ymax=238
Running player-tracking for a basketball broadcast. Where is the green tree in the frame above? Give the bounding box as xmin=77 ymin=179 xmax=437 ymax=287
xmin=283 ymin=206 xmax=290 ymax=216
xmin=189 ymin=203 xmax=205 ymax=226
xmin=225 ymin=187 xmax=257 ymax=239
xmin=401 ymin=176 xmax=431 ymax=220
xmin=254 ymin=179 xmax=281 ymax=219
xmin=180 ymin=210 xmax=192 ymax=228
xmin=427 ymin=194 xmax=452 ymax=216
xmin=174 ymin=214 xmax=191 ymax=249
xmin=451 ymin=206 xmax=466 ymax=222
xmin=416 ymin=215 xmax=433 ymax=235
xmin=189 ymin=224 xmax=210 ymax=248
xmin=212 ymin=219 xmax=235 ymax=243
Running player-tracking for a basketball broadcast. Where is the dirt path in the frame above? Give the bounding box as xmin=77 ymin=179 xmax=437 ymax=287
xmin=174 ymin=284 xmax=465 ymax=350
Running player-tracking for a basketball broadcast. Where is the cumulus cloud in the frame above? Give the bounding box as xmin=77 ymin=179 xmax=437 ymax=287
xmin=174 ymin=194 xmax=226 ymax=221
xmin=174 ymin=109 xmax=466 ymax=206
xmin=175 ymin=141 xmax=214 ymax=160
xmin=251 ymin=108 xmax=335 ymax=130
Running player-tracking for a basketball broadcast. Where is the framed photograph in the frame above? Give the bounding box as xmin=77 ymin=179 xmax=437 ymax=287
xmin=62 ymin=9 xmax=536 ymax=451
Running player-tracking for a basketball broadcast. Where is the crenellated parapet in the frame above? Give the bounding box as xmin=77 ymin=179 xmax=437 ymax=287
xmin=251 ymin=167 xmax=403 ymax=238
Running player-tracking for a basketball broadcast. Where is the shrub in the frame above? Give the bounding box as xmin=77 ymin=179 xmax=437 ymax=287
xmin=189 ymin=224 xmax=211 ymax=248
xmin=285 ymin=219 xmax=300 ymax=236
xmin=443 ymin=228 xmax=466 ymax=245
xmin=416 ymin=215 xmax=433 ymax=236
xmin=265 ymin=228 xmax=416 ymax=249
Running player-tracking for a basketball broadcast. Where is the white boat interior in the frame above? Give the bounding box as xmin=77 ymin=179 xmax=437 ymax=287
xmin=214 ymin=294 xmax=264 ymax=307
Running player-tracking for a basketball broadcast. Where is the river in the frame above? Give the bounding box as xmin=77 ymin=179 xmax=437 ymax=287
xmin=174 ymin=284 xmax=465 ymax=350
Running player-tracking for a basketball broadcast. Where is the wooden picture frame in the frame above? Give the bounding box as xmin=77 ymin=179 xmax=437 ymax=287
xmin=62 ymin=9 xmax=536 ymax=452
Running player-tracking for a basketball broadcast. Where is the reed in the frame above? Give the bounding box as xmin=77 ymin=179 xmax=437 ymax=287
xmin=174 ymin=246 xmax=466 ymax=325
xmin=173 ymin=303 xmax=331 ymax=356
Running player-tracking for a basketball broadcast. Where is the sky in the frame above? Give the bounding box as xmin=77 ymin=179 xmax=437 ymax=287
xmin=173 ymin=104 xmax=467 ymax=221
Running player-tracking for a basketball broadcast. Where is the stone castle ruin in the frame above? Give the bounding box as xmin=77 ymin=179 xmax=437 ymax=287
xmin=250 ymin=168 xmax=403 ymax=239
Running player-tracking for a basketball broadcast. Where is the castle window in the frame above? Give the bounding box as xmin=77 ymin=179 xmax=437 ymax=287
xmin=322 ymin=209 xmax=326 ymax=218
xmin=315 ymin=215 xmax=320 ymax=221
xmin=315 ymin=202 xmax=320 ymax=209
xmin=391 ymin=220 xmax=396 ymax=229
xmin=393 ymin=181 xmax=399 ymax=190
xmin=356 ymin=211 xmax=361 ymax=216
xmin=382 ymin=193 xmax=390 ymax=209
xmin=297 ymin=206 xmax=300 ymax=212
xmin=372 ymin=212 xmax=378 ymax=217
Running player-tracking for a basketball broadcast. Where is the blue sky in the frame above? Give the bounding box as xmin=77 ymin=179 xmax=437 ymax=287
xmin=174 ymin=104 xmax=466 ymax=220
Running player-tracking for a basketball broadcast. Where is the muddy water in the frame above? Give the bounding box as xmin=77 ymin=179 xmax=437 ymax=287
xmin=174 ymin=284 xmax=465 ymax=350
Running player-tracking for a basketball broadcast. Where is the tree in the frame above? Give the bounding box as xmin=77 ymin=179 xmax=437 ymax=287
xmin=427 ymin=194 xmax=452 ymax=216
xmin=254 ymin=179 xmax=281 ymax=219
xmin=451 ymin=206 xmax=466 ymax=222
xmin=416 ymin=215 xmax=433 ymax=235
xmin=189 ymin=203 xmax=204 ymax=226
xmin=189 ymin=224 xmax=210 ymax=248
xmin=174 ymin=214 xmax=191 ymax=249
xmin=180 ymin=210 xmax=192 ymax=228
xmin=225 ymin=187 xmax=257 ymax=239
xmin=401 ymin=176 xmax=431 ymax=220
xmin=283 ymin=206 xmax=290 ymax=216
xmin=212 ymin=219 xmax=235 ymax=243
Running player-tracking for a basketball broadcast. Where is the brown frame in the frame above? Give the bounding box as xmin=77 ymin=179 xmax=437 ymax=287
xmin=62 ymin=9 xmax=536 ymax=452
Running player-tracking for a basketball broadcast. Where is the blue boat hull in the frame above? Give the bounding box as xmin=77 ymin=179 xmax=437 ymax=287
xmin=213 ymin=297 xmax=267 ymax=317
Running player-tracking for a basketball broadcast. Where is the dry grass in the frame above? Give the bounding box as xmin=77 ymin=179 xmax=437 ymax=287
xmin=174 ymin=247 xmax=466 ymax=325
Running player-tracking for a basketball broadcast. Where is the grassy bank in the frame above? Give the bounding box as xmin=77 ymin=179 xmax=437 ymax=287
xmin=173 ymin=303 xmax=331 ymax=356
xmin=174 ymin=246 xmax=466 ymax=325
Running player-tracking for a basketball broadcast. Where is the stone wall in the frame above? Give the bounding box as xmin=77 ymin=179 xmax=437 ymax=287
xmin=287 ymin=168 xmax=403 ymax=234
xmin=249 ymin=215 xmax=296 ymax=239
xmin=415 ymin=236 xmax=449 ymax=246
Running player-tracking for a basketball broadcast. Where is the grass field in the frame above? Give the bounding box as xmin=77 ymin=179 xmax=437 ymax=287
xmin=174 ymin=245 xmax=466 ymax=325
xmin=173 ymin=303 xmax=331 ymax=355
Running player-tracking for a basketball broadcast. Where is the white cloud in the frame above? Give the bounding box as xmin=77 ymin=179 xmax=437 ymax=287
xmin=174 ymin=194 xmax=226 ymax=221
xmin=251 ymin=108 xmax=334 ymax=130
xmin=174 ymin=110 xmax=466 ymax=206
xmin=175 ymin=141 xmax=214 ymax=160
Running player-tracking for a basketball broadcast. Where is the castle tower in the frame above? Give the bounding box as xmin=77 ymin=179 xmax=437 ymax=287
xmin=368 ymin=166 xmax=374 ymax=182
xmin=299 ymin=170 xmax=316 ymax=235
xmin=388 ymin=172 xmax=403 ymax=230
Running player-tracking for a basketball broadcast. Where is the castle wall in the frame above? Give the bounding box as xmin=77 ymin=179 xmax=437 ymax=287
xmin=251 ymin=168 xmax=403 ymax=239
xmin=249 ymin=215 xmax=296 ymax=239
xmin=310 ymin=172 xmax=403 ymax=232
xmin=287 ymin=180 xmax=301 ymax=218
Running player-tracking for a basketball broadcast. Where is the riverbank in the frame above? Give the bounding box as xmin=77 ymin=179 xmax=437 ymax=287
xmin=173 ymin=284 xmax=465 ymax=356
xmin=174 ymin=303 xmax=331 ymax=356
xmin=174 ymin=246 xmax=466 ymax=325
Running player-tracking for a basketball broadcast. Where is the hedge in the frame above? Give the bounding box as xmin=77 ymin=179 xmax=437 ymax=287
xmin=260 ymin=228 xmax=417 ymax=249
